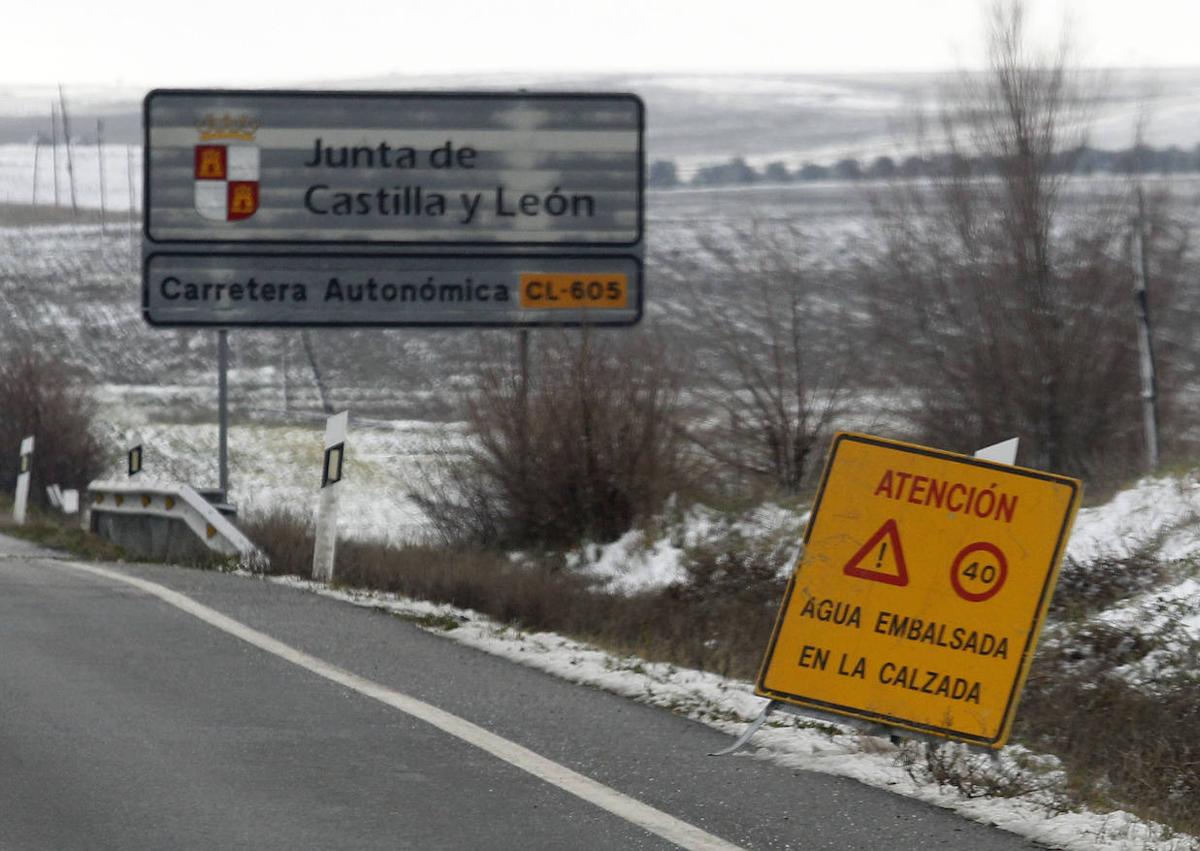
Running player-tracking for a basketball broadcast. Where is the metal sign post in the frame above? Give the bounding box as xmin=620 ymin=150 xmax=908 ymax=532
xmin=142 ymin=90 xmax=644 ymax=328
xmin=312 ymin=410 xmax=348 ymax=583
xmin=1132 ymin=187 xmax=1160 ymax=473
xmin=750 ymin=433 xmax=1080 ymax=750
xmin=13 ymin=436 xmax=34 ymax=526
xmin=217 ymin=328 xmax=229 ymax=499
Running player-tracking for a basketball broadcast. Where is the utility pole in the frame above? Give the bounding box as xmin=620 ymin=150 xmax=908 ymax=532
xmin=96 ymin=119 xmax=108 ymax=232
xmin=31 ymin=135 xmax=40 ymax=205
xmin=1132 ymin=187 xmax=1160 ymax=473
xmin=50 ymin=103 xmax=60 ymax=207
xmin=126 ymin=146 xmax=137 ymax=268
xmin=96 ymin=119 xmax=108 ymax=233
xmin=59 ymin=85 xmax=78 ymax=215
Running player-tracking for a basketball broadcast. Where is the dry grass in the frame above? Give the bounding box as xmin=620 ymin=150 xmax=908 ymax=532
xmin=0 ymin=495 xmax=126 ymax=561
xmin=244 ymin=508 xmax=783 ymax=679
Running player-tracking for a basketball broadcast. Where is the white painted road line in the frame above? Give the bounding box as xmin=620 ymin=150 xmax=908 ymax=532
xmin=54 ymin=560 xmax=744 ymax=851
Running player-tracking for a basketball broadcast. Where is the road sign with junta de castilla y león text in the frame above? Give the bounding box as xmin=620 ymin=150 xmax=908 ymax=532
xmin=143 ymin=90 xmax=644 ymax=328
xmin=756 ymin=432 xmax=1081 ymax=749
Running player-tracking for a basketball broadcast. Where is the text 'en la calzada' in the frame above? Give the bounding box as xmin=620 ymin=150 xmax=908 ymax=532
xmin=796 ymin=643 xmax=983 ymax=705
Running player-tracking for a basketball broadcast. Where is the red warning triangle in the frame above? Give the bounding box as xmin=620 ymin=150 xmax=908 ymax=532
xmin=843 ymin=519 xmax=909 ymax=586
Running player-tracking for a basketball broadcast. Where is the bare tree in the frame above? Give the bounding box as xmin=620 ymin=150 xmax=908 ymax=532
xmin=861 ymin=0 xmax=1179 ymax=485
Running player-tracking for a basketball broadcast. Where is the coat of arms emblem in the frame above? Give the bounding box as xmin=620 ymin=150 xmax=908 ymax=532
xmin=194 ymin=114 xmax=260 ymax=222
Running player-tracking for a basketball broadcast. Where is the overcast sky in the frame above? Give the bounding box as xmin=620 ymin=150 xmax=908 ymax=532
xmin=6 ymin=0 xmax=1200 ymax=87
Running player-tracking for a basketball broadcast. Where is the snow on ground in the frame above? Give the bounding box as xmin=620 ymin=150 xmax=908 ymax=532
xmin=571 ymin=468 xmax=1200 ymax=601
xmin=568 ymin=500 xmax=808 ymax=594
xmin=1067 ymin=473 xmax=1200 ymax=564
xmin=1063 ymin=472 xmax=1200 ymax=665
xmin=90 ymin=406 xmax=813 ymax=578
xmin=252 ymin=571 xmax=1196 ymax=851
xmin=91 ymin=417 xmax=466 ymax=545
xmin=0 ymin=143 xmax=141 ymax=210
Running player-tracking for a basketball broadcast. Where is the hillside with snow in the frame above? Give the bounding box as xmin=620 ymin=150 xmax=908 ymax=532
xmin=4 ymin=68 xmax=1200 ymax=206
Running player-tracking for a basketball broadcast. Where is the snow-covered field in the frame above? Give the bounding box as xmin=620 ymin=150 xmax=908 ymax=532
xmin=93 ymin=416 xmax=467 ymax=545
xmin=0 ymin=142 xmax=140 ymax=210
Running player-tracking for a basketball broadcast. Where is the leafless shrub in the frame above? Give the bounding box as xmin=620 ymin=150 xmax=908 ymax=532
xmin=414 ymin=329 xmax=693 ymax=548
xmin=0 ymin=346 xmax=104 ymax=505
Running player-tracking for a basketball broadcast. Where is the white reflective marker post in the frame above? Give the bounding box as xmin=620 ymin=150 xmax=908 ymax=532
xmin=312 ymin=410 xmax=348 ymax=583
xmin=13 ymin=436 xmax=34 ymax=526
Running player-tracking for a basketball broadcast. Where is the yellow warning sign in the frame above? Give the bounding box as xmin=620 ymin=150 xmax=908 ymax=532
xmin=755 ymin=432 xmax=1081 ymax=748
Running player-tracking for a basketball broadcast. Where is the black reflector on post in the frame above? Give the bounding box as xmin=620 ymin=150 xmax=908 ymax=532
xmin=128 ymin=445 xmax=143 ymax=477
xmin=322 ymin=442 xmax=344 ymax=488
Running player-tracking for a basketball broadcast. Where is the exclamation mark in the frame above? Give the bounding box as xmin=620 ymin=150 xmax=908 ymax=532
xmin=876 ymin=542 xmax=888 ymax=570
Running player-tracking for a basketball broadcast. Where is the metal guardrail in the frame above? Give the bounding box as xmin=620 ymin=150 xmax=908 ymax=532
xmin=86 ymin=480 xmax=258 ymax=559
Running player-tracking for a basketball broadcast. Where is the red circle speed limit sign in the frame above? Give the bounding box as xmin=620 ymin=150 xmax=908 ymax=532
xmin=950 ymin=542 xmax=1008 ymax=602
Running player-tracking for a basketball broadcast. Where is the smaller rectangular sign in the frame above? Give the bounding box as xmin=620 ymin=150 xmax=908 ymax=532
xmin=518 ymin=273 xmax=629 ymax=310
xmin=144 ymin=253 xmax=641 ymax=326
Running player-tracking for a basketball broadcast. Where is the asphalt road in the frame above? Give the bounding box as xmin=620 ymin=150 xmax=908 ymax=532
xmin=0 ymin=534 xmax=1041 ymax=850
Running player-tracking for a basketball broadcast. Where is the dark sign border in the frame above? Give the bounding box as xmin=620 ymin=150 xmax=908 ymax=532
xmin=143 ymin=89 xmax=645 ymax=249
xmin=143 ymin=251 xmax=643 ymax=328
xmin=754 ymin=432 xmax=1081 ymax=748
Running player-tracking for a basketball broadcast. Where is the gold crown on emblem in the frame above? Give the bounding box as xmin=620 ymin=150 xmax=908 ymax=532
xmin=196 ymin=113 xmax=260 ymax=142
